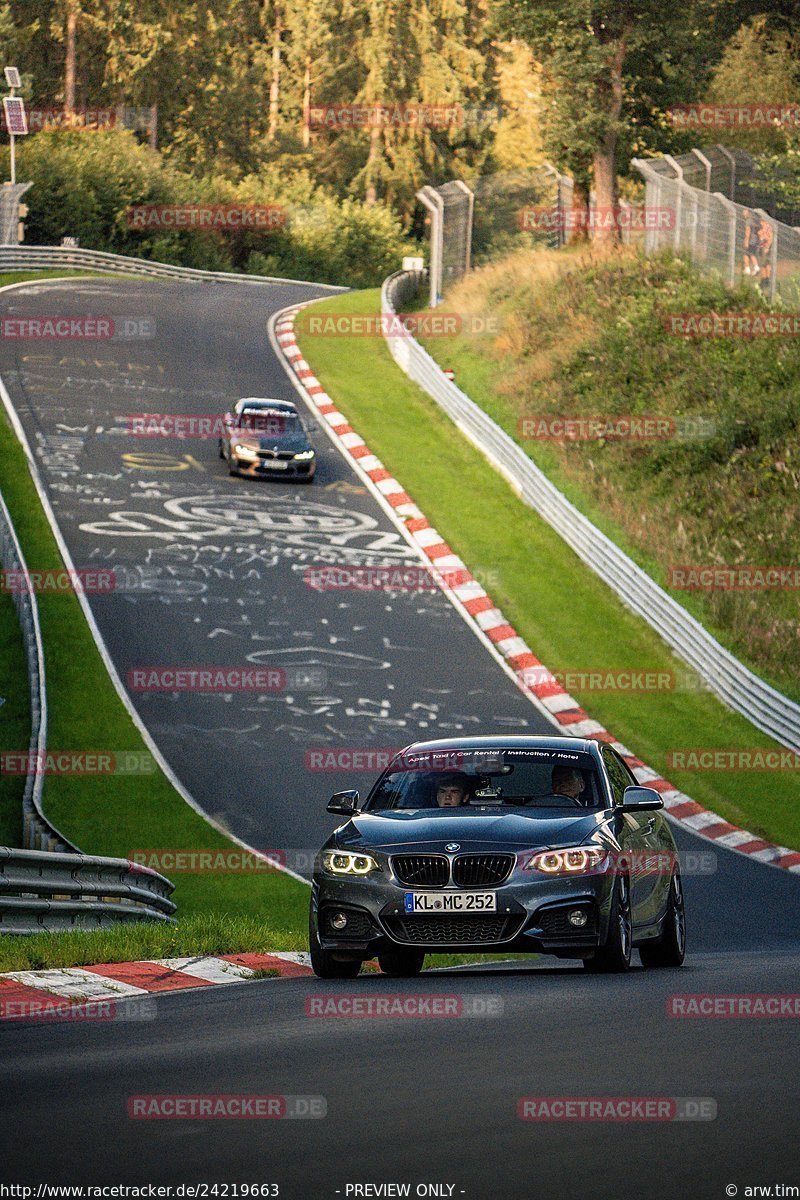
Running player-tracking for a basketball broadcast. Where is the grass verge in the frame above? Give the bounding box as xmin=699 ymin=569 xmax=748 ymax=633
xmin=0 ymin=913 xmax=305 ymax=973
xmin=296 ymin=288 xmax=800 ymax=851
xmin=416 ymin=247 xmax=800 ymax=705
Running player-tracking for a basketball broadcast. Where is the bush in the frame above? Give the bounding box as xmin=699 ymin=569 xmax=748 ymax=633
xmin=4 ymin=128 xmax=417 ymax=287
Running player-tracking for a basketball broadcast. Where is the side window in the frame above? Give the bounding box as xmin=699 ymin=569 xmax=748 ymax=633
xmin=602 ymin=746 xmax=629 ymax=806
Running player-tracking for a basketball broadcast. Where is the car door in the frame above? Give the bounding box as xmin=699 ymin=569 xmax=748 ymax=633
xmin=601 ymin=745 xmax=652 ymax=928
xmin=606 ymin=746 xmax=669 ymax=928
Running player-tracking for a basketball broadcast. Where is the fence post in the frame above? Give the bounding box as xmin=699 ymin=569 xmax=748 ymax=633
xmin=715 ymin=193 xmax=738 ymax=287
xmin=416 ymin=186 xmax=444 ymax=307
xmin=452 ymin=180 xmax=474 ymax=273
xmin=663 ymin=155 xmax=684 ymax=252
xmin=716 ymin=144 xmax=736 ymax=200
xmin=691 ymin=148 xmax=712 ymax=193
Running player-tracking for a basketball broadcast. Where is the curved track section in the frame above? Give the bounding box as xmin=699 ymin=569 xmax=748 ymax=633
xmin=1 ymin=278 xmax=798 ymax=1198
xmin=0 ymin=277 xmax=549 ymax=857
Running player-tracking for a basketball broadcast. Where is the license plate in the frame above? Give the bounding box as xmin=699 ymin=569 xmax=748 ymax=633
xmin=404 ymin=891 xmax=497 ymax=913
xmin=261 ymin=459 xmax=288 ymax=470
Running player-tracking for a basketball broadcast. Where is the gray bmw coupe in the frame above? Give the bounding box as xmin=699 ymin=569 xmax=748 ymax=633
xmin=310 ymin=736 xmax=686 ymax=977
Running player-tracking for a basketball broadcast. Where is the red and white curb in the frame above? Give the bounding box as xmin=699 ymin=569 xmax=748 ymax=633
xmin=275 ymin=305 xmax=800 ymax=875
xmin=0 ymin=952 xmax=312 ymax=1017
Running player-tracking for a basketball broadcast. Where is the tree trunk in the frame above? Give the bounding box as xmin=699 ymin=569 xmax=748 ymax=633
xmin=365 ymin=122 xmax=381 ymax=206
xmin=566 ymin=182 xmax=590 ymax=245
xmin=268 ymin=6 xmax=282 ymax=142
xmin=591 ymin=35 xmax=626 ymax=245
xmin=65 ymin=5 xmax=78 ymax=114
xmin=592 ymin=137 xmax=618 ymax=244
xmin=302 ymin=55 xmax=311 ymax=148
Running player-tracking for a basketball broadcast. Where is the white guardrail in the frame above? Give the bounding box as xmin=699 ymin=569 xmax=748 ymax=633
xmin=0 ymin=244 xmax=346 ymax=289
xmin=1 ymin=484 xmax=177 ymax=931
xmin=0 ymin=487 xmax=76 ymax=854
xmin=382 ymin=269 xmax=800 ymax=754
xmin=0 ymin=847 xmax=176 ymax=933
xmin=0 ymin=488 xmax=177 ymax=930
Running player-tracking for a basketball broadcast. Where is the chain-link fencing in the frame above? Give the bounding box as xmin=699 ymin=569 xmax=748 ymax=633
xmin=633 ymin=150 xmax=800 ymax=302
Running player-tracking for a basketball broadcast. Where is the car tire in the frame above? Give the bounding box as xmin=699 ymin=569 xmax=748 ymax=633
xmin=583 ymin=874 xmax=632 ymax=973
xmin=377 ymin=949 xmax=425 ymax=977
xmin=639 ymin=872 xmax=686 ymax=968
xmin=309 ymin=911 xmax=362 ymax=979
xmin=218 ymin=440 xmax=225 ymax=459
xmin=228 ymin=458 xmax=239 ymax=476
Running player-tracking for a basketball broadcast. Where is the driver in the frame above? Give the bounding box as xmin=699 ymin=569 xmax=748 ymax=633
xmin=551 ymin=765 xmax=586 ymax=802
xmin=435 ymin=772 xmax=470 ymax=807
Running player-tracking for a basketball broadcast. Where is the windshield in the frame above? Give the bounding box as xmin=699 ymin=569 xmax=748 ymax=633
xmin=364 ymin=748 xmax=604 ymax=812
xmin=233 ymin=409 xmax=304 ymax=441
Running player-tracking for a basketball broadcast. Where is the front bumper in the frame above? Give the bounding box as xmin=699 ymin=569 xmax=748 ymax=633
xmin=311 ymin=868 xmax=616 ymax=958
xmin=229 ymin=447 xmax=315 ymax=479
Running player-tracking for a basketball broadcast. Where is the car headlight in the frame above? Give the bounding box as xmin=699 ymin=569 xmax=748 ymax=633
xmin=322 ymin=850 xmax=380 ymax=876
xmin=234 ymin=443 xmax=259 ymax=459
xmin=293 ymin=449 xmax=315 ymax=460
xmin=523 ymin=846 xmax=608 ymax=875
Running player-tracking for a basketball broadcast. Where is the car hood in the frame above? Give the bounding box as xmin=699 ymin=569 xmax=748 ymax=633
xmin=334 ymin=810 xmax=609 ymax=853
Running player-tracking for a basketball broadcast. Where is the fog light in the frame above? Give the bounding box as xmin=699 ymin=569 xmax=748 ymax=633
xmin=568 ymin=909 xmax=588 ymax=928
xmin=330 ymin=912 xmax=348 ymax=931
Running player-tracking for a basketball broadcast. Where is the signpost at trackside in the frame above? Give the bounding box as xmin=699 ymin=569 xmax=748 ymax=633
xmin=3 ymin=66 xmax=28 ymax=187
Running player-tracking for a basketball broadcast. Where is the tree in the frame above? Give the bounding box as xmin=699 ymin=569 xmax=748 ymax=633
xmin=493 ymin=0 xmax=732 ymax=242
xmin=709 ymin=16 xmax=800 ymax=215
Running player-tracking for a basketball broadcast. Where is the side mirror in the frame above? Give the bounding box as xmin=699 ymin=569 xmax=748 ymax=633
xmin=618 ymin=785 xmax=664 ymax=813
xmin=327 ymin=789 xmax=359 ymax=816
